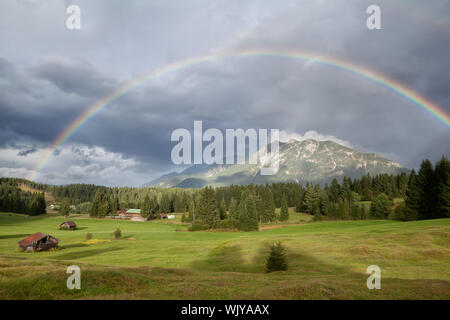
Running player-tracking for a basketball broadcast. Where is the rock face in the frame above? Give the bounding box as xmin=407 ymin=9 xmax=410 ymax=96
xmin=143 ymin=139 xmax=407 ymax=188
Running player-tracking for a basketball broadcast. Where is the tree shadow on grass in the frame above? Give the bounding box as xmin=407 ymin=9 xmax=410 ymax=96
xmin=58 ymin=243 xmax=89 ymax=250
xmin=0 ymin=234 xmax=31 ymax=240
xmin=53 ymin=247 xmax=123 ymax=261
xmin=191 ymin=241 xmax=353 ymax=275
xmin=191 ymin=244 xmax=249 ymax=273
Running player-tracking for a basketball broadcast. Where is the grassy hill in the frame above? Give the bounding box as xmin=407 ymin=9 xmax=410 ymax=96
xmin=0 ymin=212 xmax=449 ymax=299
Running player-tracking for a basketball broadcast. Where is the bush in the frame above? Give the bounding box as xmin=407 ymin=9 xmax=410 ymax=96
xmin=313 ymin=213 xmax=322 ymax=221
xmin=266 ymin=242 xmax=288 ymax=273
xmin=370 ymin=193 xmax=392 ymax=219
xmin=113 ymin=228 xmax=122 ymax=239
xmin=188 ymin=222 xmax=209 ymax=232
xmin=85 ymin=232 xmax=93 ymax=240
xmin=216 ymin=219 xmax=238 ymax=230
xmin=391 ymin=203 xmax=418 ymax=221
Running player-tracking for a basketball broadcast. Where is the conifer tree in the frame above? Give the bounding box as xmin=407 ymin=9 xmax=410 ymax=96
xmin=263 ymin=187 xmax=276 ymax=222
xmin=405 ymin=169 xmax=420 ymax=215
xmin=416 ymin=159 xmax=436 ymax=219
xmin=196 ymin=186 xmax=219 ymax=228
xmin=187 ymin=199 xmax=196 ymax=222
xmin=219 ymin=197 xmax=227 ymax=220
xmin=434 ymin=156 xmax=450 ymax=218
xmin=229 ymin=197 xmax=239 ymax=221
xmin=141 ymin=195 xmax=152 ymax=219
xmin=237 ymin=191 xmax=259 ymax=231
xmin=266 ymin=242 xmax=288 ymax=272
xmin=280 ymin=193 xmax=289 ymax=221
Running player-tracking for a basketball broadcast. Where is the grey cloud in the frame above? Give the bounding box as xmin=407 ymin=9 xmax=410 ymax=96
xmin=0 ymin=0 xmax=449 ymax=186
xmin=30 ymin=57 xmax=118 ymax=98
xmin=17 ymin=148 xmax=37 ymax=157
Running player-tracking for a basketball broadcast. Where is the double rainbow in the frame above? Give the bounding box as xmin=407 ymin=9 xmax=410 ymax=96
xmin=30 ymin=48 xmax=450 ymax=181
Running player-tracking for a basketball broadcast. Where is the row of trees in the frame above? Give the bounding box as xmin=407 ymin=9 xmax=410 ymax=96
xmin=2 ymin=157 xmax=448 ymax=223
xmin=25 ymin=172 xmax=408 ymax=212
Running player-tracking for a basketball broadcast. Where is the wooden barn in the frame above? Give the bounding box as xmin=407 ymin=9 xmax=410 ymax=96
xmin=18 ymin=232 xmax=59 ymax=252
xmin=60 ymin=221 xmax=77 ymax=230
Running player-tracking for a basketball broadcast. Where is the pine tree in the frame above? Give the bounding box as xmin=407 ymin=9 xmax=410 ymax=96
xmin=434 ymin=156 xmax=450 ymax=218
xmin=229 ymin=197 xmax=239 ymax=221
xmin=187 ymin=199 xmax=196 ymax=222
xmin=218 ymin=197 xmax=227 ymax=220
xmin=237 ymin=191 xmax=259 ymax=231
xmin=263 ymin=188 xmax=276 ymax=222
xmin=141 ymin=195 xmax=152 ymax=219
xmin=174 ymin=193 xmax=186 ymax=213
xmin=149 ymin=195 xmax=159 ymax=219
xmin=416 ymin=159 xmax=436 ymax=219
xmin=304 ymin=183 xmax=318 ymax=214
xmin=159 ymin=193 xmax=171 ymax=213
xmin=280 ymin=193 xmax=289 ymax=221
xmin=90 ymin=189 xmax=103 ymax=217
xmin=196 ymin=186 xmax=219 ymax=229
xmin=266 ymin=242 xmax=288 ymax=272
xmin=405 ymin=169 xmax=420 ymax=214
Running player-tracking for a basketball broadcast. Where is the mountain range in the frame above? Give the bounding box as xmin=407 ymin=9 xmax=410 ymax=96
xmin=142 ymin=139 xmax=407 ymax=188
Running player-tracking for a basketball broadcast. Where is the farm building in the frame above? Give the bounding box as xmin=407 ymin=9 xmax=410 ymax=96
xmin=126 ymin=209 xmax=141 ymax=214
xmin=18 ymin=232 xmax=59 ymax=252
xmin=60 ymin=221 xmax=77 ymax=230
xmin=117 ymin=209 xmax=146 ymax=221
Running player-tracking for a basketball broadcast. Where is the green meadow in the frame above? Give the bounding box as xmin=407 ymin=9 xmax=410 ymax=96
xmin=0 ymin=211 xmax=449 ymax=299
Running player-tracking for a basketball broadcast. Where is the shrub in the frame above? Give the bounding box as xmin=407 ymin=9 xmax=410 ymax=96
xmin=391 ymin=203 xmax=418 ymax=221
xmin=370 ymin=193 xmax=392 ymax=219
xmin=113 ymin=228 xmax=122 ymax=239
xmin=85 ymin=232 xmax=93 ymax=241
xmin=216 ymin=219 xmax=238 ymax=230
xmin=313 ymin=213 xmax=322 ymax=221
xmin=188 ymin=222 xmax=209 ymax=232
xmin=266 ymin=242 xmax=288 ymax=273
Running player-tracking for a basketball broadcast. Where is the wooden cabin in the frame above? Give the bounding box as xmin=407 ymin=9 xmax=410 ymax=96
xmin=60 ymin=221 xmax=77 ymax=230
xmin=18 ymin=232 xmax=59 ymax=252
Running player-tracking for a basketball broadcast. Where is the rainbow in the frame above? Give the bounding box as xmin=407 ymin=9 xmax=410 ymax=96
xmin=30 ymin=48 xmax=450 ymax=181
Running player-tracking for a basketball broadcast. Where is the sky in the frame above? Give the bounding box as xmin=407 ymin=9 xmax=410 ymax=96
xmin=0 ymin=0 xmax=449 ymax=187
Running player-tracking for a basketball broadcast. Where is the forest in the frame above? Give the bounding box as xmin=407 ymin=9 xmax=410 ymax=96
xmin=0 ymin=157 xmax=448 ymax=230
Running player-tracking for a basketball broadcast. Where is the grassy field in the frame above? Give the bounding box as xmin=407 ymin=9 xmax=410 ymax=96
xmin=0 ymin=211 xmax=449 ymax=299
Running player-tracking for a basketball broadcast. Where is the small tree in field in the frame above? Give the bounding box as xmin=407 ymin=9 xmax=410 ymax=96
xmin=113 ymin=228 xmax=122 ymax=240
xmin=266 ymin=242 xmax=288 ymax=273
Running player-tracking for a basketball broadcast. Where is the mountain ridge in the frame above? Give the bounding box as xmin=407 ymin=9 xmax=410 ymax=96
xmin=142 ymin=139 xmax=408 ymax=188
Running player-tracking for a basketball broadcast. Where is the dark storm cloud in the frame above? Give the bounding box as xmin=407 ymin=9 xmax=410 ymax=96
xmin=17 ymin=148 xmax=37 ymax=157
xmin=0 ymin=0 xmax=449 ymax=186
xmin=30 ymin=58 xmax=118 ymax=98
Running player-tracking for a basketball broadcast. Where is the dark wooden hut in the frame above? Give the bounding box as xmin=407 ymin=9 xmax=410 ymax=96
xmin=60 ymin=221 xmax=77 ymax=230
xmin=18 ymin=232 xmax=59 ymax=252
